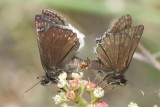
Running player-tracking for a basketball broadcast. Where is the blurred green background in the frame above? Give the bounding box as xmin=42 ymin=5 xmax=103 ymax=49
xmin=0 ymin=0 xmax=160 ymax=107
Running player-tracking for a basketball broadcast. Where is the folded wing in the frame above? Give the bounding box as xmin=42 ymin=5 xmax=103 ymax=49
xmin=95 ymin=14 xmax=144 ymax=73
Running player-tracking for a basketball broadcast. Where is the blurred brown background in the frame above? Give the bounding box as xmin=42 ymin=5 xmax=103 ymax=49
xmin=0 ymin=0 xmax=160 ymax=107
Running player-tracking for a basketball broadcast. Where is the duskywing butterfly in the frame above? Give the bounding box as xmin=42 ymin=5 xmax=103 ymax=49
xmin=94 ymin=14 xmax=144 ymax=86
xmin=35 ymin=9 xmax=85 ymax=85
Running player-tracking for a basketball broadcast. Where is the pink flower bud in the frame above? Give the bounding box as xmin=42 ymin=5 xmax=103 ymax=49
xmin=66 ymin=90 xmax=75 ymax=100
xmin=69 ymin=79 xmax=79 ymax=90
xmin=86 ymin=82 xmax=96 ymax=91
xmin=95 ymin=100 xmax=108 ymax=107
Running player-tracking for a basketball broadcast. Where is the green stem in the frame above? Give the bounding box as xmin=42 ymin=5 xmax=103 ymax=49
xmin=89 ymin=91 xmax=94 ymax=102
xmin=80 ymin=84 xmax=85 ymax=96
xmin=62 ymin=86 xmax=69 ymax=92
xmin=91 ymin=97 xmax=99 ymax=104
xmin=75 ymin=96 xmax=88 ymax=106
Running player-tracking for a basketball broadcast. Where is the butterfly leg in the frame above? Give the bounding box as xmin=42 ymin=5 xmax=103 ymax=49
xmin=96 ymin=71 xmax=114 ymax=86
xmin=93 ymin=70 xmax=103 ymax=83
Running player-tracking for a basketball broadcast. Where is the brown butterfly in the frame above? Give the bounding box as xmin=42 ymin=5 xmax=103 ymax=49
xmin=35 ymin=9 xmax=84 ymax=85
xmin=94 ymin=14 xmax=144 ymax=86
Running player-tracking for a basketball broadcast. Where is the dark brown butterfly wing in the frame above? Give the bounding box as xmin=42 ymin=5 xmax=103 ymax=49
xmin=124 ymin=25 xmax=144 ymax=67
xmin=44 ymin=26 xmax=80 ymax=67
xmin=42 ymin=9 xmax=67 ymax=25
xmin=35 ymin=15 xmax=80 ymax=73
xmin=95 ymin=25 xmax=144 ymax=73
xmin=109 ymin=14 xmax=132 ymax=33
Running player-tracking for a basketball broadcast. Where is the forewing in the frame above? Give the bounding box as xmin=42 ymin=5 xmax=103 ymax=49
xmin=125 ymin=25 xmax=144 ymax=67
xmin=35 ymin=15 xmax=80 ymax=72
xmin=95 ymin=36 xmax=114 ymax=72
xmin=35 ymin=15 xmax=55 ymax=33
xmin=42 ymin=9 xmax=67 ymax=25
xmin=95 ymin=25 xmax=144 ymax=73
xmin=109 ymin=14 xmax=132 ymax=33
xmin=44 ymin=26 xmax=80 ymax=67
xmin=35 ymin=15 xmax=56 ymax=72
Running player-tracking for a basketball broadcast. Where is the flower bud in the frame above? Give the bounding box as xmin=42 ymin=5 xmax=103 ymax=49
xmin=58 ymin=72 xmax=67 ymax=80
xmin=57 ymin=79 xmax=67 ymax=88
xmin=86 ymin=82 xmax=96 ymax=91
xmin=71 ymin=72 xmax=83 ymax=79
xmin=95 ymin=100 xmax=108 ymax=107
xmin=66 ymin=90 xmax=75 ymax=100
xmin=69 ymin=79 xmax=80 ymax=90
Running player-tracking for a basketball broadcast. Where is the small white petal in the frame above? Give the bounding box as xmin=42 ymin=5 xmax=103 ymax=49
xmin=93 ymin=87 xmax=104 ymax=98
xmin=52 ymin=95 xmax=62 ymax=104
xmin=58 ymin=72 xmax=67 ymax=80
xmin=61 ymin=103 xmax=68 ymax=107
xmin=57 ymin=79 xmax=67 ymax=88
xmin=71 ymin=72 xmax=83 ymax=79
xmin=59 ymin=91 xmax=67 ymax=100
xmin=86 ymin=104 xmax=95 ymax=107
xmin=128 ymin=102 xmax=139 ymax=107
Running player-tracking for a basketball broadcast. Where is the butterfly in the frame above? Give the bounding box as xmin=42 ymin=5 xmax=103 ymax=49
xmin=35 ymin=9 xmax=85 ymax=85
xmin=94 ymin=14 xmax=144 ymax=86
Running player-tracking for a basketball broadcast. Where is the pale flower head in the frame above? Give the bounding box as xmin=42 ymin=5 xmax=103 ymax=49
xmin=57 ymin=79 xmax=67 ymax=88
xmin=52 ymin=95 xmax=62 ymax=104
xmin=128 ymin=102 xmax=139 ymax=107
xmin=71 ymin=72 xmax=83 ymax=79
xmin=86 ymin=104 xmax=96 ymax=107
xmin=93 ymin=87 xmax=104 ymax=98
xmin=61 ymin=103 xmax=68 ymax=107
xmin=58 ymin=72 xmax=67 ymax=80
xmin=59 ymin=91 xmax=67 ymax=100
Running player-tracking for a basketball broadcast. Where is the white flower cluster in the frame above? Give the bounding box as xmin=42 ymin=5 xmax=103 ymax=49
xmin=128 ymin=102 xmax=139 ymax=107
xmin=57 ymin=72 xmax=84 ymax=88
xmin=53 ymin=72 xmax=106 ymax=106
xmin=93 ymin=87 xmax=105 ymax=98
xmin=52 ymin=92 xmax=67 ymax=104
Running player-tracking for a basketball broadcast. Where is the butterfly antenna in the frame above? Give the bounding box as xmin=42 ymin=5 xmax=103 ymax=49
xmin=96 ymin=74 xmax=108 ymax=86
xmin=127 ymin=80 xmax=144 ymax=96
xmin=22 ymin=80 xmax=41 ymax=98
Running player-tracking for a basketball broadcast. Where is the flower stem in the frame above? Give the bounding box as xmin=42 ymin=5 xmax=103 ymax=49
xmin=75 ymin=96 xmax=88 ymax=106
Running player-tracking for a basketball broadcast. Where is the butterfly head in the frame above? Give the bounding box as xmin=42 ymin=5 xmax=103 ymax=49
xmin=41 ymin=76 xmax=51 ymax=85
xmin=40 ymin=73 xmax=58 ymax=85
